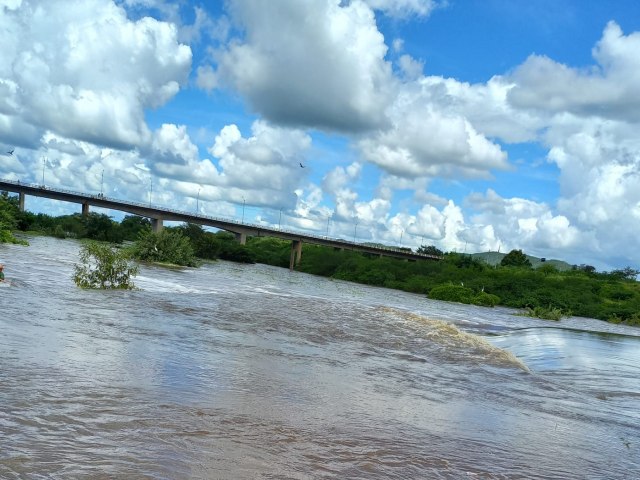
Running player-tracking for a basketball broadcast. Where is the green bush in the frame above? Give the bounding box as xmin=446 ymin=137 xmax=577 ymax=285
xmin=131 ymin=230 xmax=197 ymax=267
xmin=73 ymin=242 xmax=138 ymax=289
xmin=428 ymin=284 xmax=475 ymax=304
xmin=472 ymin=291 xmax=500 ymax=307
xmin=518 ymin=305 xmax=565 ymax=321
xmin=218 ymin=240 xmax=256 ymax=263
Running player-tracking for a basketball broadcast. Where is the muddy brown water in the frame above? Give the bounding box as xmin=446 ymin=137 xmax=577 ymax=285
xmin=1 ymin=236 xmax=639 ymax=479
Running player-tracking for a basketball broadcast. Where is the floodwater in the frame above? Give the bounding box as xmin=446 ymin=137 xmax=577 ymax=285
xmin=1 ymin=236 xmax=639 ymax=479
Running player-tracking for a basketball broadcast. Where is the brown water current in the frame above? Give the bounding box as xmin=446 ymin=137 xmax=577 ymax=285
xmin=1 ymin=236 xmax=639 ymax=479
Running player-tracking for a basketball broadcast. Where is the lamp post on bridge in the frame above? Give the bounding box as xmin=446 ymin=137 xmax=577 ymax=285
xmin=353 ymin=219 xmax=359 ymax=244
xmin=149 ymin=176 xmax=153 ymax=206
xmin=399 ymin=229 xmax=404 ymax=248
xmin=278 ymin=207 xmax=283 ymax=230
xmin=41 ymin=156 xmax=47 ymax=186
xmin=196 ymin=187 xmax=201 ymax=214
xmin=100 ymin=169 xmax=104 ymax=197
xmin=241 ymin=197 xmax=246 ymax=224
xmin=326 ymin=215 xmax=331 ymax=239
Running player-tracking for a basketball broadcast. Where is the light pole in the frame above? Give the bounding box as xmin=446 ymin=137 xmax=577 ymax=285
xmin=326 ymin=215 xmax=330 ymax=238
xmin=353 ymin=220 xmax=358 ymax=243
xmin=400 ymin=229 xmax=404 ymax=247
xmin=196 ymin=187 xmax=201 ymax=213
xmin=149 ymin=176 xmax=153 ymax=206
xmin=41 ymin=156 xmax=47 ymax=185
xmin=100 ymin=169 xmax=104 ymax=196
xmin=278 ymin=208 xmax=283 ymax=230
xmin=241 ymin=197 xmax=246 ymax=223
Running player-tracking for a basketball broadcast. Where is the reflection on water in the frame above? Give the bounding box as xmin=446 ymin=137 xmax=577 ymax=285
xmin=1 ymin=236 xmax=639 ymax=479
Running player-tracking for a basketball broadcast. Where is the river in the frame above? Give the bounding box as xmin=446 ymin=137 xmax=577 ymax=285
xmin=1 ymin=236 xmax=639 ymax=479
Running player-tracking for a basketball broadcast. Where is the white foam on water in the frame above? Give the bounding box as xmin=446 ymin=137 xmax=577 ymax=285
xmin=379 ymin=307 xmax=530 ymax=372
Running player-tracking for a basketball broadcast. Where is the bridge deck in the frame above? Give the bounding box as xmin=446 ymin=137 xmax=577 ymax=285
xmin=0 ymin=179 xmax=442 ymax=262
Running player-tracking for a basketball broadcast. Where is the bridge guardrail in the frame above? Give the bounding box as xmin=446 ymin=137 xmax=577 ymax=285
xmin=0 ymin=178 xmax=442 ymax=260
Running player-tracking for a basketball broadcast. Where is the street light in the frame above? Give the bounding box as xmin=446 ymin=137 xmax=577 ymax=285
xmin=100 ymin=169 xmax=104 ymax=196
xmin=353 ymin=220 xmax=359 ymax=243
xmin=326 ymin=215 xmax=331 ymax=238
xmin=196 ymin=187 xmax=201 ymax=213
xmin=149 ymin=176 xmax=153 ymax=206
xmin=41 ymin=156 xmax=47 ymax=185
xmin=399 ymin=229 xmax=404 ymax=247
xmin=241 ymin=197 xmax=246 ymax=223
xmin=278 ymin=208 xmax=283 ymax=230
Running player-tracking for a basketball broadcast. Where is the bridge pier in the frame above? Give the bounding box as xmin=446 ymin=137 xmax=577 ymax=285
xmin=235 ymin=232 xmax=247 ymax=245
xmin=289 ymin=240 xmax=302 ymax=271
xmin=18 ymin=192 xmax=25 ymax=212
xmin=81 ymin=202 xmax=90 ymax=216
xmin=151 ymin=218 xmax=163 ymax=233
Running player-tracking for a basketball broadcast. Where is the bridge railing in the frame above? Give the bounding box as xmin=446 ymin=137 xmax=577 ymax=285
xmin=1 ymin=178 xmax=442 ymax=260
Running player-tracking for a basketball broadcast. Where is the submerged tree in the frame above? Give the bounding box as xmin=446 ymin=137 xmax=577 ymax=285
xmin=73 ymin=242 xmax=138 ymax=289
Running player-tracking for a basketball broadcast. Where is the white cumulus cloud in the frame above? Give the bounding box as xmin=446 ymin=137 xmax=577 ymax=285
xmin=0 ymin=0 xmax=191 ymax=149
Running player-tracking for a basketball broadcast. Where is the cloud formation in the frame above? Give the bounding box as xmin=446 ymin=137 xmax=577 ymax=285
xmin=2 ymin=3 xmax=640 ymax=269
xmin=205 ymin=0 xmax=395 ymax=132
xmin=0 ymin=0 xmax=191 ymax=149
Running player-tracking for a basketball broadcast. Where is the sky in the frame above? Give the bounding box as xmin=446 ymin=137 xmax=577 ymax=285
xmin=1 ymin=0 xmax=640 ymax=270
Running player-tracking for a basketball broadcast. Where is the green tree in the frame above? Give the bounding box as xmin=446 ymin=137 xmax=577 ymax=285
xmin=608 ymin=267 xmax=640 ymax=281
xmin=0 ymin=192 xmax=28 ymax=245
xmin=417 ymin=245 xmax=444 ymax=256
xmin=120 ymin=215 xmax=152 ymax=241
xmin=131 ymin=229 xmax=197 ymax=267
xmin=73 ymin=242 xmax=138 ymax=289
xmin=500 ymin=249 xmax=532 ymax=268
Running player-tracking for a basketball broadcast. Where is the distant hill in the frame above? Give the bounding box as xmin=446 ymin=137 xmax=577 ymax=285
xmin=470 ymin=251 xmax=573 ymax=271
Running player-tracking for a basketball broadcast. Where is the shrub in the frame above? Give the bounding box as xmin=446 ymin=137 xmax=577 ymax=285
xmin=473 ymin=291 xmax=500 ymax=307
xmin=131 ymin=230 xmax=197 ymax=267
xmin=518 ymin=305 xmax=565 ymax=321
xmin=428 ymin=284 xmax=474 ymax=304
xmin=73 ymin=242 xmax=138 ymax=289
xmin=218 ymin=240 xmax=256 ymax=263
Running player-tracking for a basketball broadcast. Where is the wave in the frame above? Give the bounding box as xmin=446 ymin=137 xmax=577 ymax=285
xmin=378 ymin=307 xmax=530 ymax=372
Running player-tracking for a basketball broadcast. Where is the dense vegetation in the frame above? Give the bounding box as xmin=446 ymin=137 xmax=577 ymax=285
xmin=0 ymin=192 xmax=28 ymax=244
xmin=246 ymin=237 xmax=640 ymax=325
xmin=2 ymin=191 xmax=639 ymax=325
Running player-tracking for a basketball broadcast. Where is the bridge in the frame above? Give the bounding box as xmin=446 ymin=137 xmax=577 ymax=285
xmin=0 ymin=178 xmax=442 ymax=269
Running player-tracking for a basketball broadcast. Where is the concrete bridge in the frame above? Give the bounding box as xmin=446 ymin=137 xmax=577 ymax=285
xmin=0 ymin=178 xmax=442 ymax=269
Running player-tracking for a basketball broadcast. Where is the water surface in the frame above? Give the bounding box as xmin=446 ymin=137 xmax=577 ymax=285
xmin=1 ymin=236 xmax=639 ymax=478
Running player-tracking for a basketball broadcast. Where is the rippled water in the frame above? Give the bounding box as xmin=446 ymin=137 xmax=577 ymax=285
xmin=1 ymin=236 xmax=639 ymax=479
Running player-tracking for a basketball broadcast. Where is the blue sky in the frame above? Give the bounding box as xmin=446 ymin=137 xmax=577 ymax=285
xmin=2 ymin=0 xmax=640 ymax=270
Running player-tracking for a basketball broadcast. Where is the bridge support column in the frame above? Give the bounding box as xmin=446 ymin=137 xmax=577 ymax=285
xmin=81 ymin=202 xmax=90 ymax=216
xmin=235 ymin=232 xmax=247 ymax=245
xmin=289 ymin=240 xmax=302 ymax=271
xmin=151 ymin=218 xmax=163 ymax=233
xmin=18 ymin=193 xmax=25 ymax=212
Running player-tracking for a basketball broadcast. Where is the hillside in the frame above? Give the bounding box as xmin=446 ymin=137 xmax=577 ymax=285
xmin=471 ymin=251 xmax=573 ymax=271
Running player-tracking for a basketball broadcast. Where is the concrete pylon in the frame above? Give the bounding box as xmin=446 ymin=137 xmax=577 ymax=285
xmin=151 ymin=218 xmax=163 ymax=232
xmin=81 ymin=202 xmax=90 ymax=216
xmin=289 ymin=240 xmax=302 ymax=271
xmin=235 ymin=232 xmax=247 ymax=245
xmin=18 ymin=192 xmax=25 ymax=212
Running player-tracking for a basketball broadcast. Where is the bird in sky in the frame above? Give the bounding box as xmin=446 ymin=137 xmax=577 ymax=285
xmin=6 ymin=149 xmax=14 ymax=156
xmin=299 ymin=162 xmax=305 ymax=168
